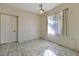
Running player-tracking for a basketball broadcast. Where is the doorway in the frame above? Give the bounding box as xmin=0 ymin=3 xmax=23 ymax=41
xmin=0 ymin=14 xmax=18 ymax=44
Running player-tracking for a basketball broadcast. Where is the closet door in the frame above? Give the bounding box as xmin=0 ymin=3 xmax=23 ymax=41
xmin=1 ymin=14 xmax=17 ymax=44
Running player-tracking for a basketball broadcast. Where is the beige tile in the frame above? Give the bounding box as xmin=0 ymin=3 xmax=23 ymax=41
xmin=59 ymin=48 xmax=77 ymax=56
xmin=0 ymin=39 xmax=79 ymax=56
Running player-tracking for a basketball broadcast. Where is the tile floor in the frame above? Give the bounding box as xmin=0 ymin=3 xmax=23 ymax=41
xmin=0 ymin=39 xmax=79 ymax=56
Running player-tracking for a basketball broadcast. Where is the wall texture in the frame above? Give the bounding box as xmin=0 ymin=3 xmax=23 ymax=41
xmin=41 ymin=4 xmax=79 ymax=51
xmin=0 ymin=4 xmax=41 ymax=43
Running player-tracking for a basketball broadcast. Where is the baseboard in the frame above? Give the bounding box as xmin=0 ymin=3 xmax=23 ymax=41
xmin=0 ymin=41 xmax=18 ymax=45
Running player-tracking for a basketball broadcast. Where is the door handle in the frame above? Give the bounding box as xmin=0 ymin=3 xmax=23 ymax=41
xmin=13 ymin=30 xmax=15 ymax=32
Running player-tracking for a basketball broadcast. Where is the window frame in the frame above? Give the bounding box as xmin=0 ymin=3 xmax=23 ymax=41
xmin=47 ymin=11 xmax=64 ymax=37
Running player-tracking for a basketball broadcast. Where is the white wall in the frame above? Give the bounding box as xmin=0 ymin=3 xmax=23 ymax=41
xmin=0 ymin=4 xmax=41 ymax=43
xmin=41 ymin=4 xmax=79 ymax=51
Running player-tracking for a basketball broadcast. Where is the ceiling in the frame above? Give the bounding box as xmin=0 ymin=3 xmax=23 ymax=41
xmin=5 ymin=3 xmax=61 ymax=14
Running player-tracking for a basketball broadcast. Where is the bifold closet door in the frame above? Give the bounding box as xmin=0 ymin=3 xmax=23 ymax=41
xmin=1 ymin=14 xmax=17 ymax=44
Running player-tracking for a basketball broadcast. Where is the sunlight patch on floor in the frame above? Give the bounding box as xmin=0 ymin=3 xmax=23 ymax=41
xmin=44 ymin=49 xmax=56 ymax=56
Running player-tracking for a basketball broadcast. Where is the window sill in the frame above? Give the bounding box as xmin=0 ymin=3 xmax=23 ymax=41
xmin=48 ymin=34 xmax=63 ymax=38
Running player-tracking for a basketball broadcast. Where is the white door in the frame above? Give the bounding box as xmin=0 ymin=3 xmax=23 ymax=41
xmin=1 ymin=14 xmax=17 ymax=44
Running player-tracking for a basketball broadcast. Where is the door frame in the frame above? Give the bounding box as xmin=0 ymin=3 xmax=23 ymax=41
xmin=0 ymin=13 xmax=19 ymax=43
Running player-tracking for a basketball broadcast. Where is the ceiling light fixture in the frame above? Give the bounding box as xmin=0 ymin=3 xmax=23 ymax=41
xmin=39 ymin=3 xmax=44 ymax=14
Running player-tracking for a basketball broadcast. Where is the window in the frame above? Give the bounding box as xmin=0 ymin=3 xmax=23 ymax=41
xmin=48 ymin=12 xmax=63 ymax=36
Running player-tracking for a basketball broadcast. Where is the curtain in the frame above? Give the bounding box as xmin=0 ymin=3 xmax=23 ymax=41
xmin=63 ymin=8 xmax=68 ymax=36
